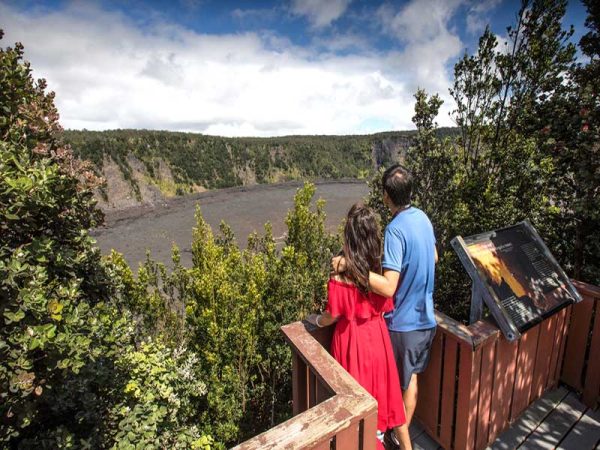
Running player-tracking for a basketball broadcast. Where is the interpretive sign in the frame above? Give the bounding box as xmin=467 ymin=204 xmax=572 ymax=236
xmin=451 ymin=220 xmax=582 ymax=341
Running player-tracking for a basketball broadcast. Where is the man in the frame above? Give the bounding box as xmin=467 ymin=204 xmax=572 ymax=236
xmin=333 ymin=164 xmax=437 ymax=448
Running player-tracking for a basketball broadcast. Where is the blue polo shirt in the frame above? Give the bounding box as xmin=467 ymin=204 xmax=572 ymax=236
xmin=382 ymin=206 xmax=437 ymax=332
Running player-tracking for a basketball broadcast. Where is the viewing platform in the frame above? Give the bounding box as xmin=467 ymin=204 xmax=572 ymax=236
xmin=234 ymin=279 xmax=600 ymax=450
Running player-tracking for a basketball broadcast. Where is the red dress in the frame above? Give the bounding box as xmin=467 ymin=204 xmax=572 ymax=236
xmin=326 ymin=279 xmax=406 ymax=448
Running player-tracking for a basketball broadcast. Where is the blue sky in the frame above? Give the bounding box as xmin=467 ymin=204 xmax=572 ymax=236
xmin=0 ymin=0 xmax=589 ymax=136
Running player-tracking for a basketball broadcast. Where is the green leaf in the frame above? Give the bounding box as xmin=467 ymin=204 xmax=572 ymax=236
xmin=4 ymin=309 xmax=25 ymax=323
xmin=29 ymin=338 xmax=41 ymax=350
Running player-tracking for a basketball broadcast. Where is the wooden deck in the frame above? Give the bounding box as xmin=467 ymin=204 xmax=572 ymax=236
xmin=407 ymin=387 xmax=600 ymax=450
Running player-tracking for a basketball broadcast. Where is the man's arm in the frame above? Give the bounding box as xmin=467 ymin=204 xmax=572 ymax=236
xmin=331 ymin=255 xmax=401 ymax=297
xmin=373 ymin=245 xmax=436 ymax=296
xmin=369 ymin=269 xmax=401 ymax=298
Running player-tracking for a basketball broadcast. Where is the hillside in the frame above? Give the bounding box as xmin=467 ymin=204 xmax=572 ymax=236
xmin=62 ymin=128 xmax=457 ymax=211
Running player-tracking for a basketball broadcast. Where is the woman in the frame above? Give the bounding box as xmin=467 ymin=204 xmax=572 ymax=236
xmin=307 ymin=203 xmax=411 ymax=450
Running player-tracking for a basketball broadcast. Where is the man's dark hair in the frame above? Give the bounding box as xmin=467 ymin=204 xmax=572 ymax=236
xmin=382 ymin=164 xmax=413 ymax=207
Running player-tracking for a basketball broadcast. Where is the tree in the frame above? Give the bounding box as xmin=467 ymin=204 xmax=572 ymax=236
xmin=0 ymin=30 xmax=212 ymax=448
xmin=537 ymin=0 xmax=600 ymax=283
xmin=368 ymin=0 xmax=579 ymax=322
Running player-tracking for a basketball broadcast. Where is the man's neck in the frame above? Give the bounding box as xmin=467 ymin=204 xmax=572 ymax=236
xmin=390 ymin=203 xmax=410 ymax=217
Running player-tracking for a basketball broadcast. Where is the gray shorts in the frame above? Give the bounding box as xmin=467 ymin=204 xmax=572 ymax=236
xmin=389 ymin=327 xmax=436 ymax=390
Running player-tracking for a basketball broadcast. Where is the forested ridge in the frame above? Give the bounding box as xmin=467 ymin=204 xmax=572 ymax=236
xmin=62 ymin=128 xmax=457 ymax=209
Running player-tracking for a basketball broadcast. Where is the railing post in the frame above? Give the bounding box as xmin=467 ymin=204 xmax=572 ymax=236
xmin=454 ymin=339 xmax=482 ymax=450
xmin=292 ymin=352 xmax=308 ymax=416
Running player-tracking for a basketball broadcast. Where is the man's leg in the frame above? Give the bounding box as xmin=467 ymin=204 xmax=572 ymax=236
xmin=403 ymin=373 xmax=418 ymax=426
xmin=393 ymin=424 xmax=412 ymax=450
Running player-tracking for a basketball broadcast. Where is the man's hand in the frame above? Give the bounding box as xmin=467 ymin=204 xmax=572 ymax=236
xmin=331 ymin=255 xmax=346 ymax=273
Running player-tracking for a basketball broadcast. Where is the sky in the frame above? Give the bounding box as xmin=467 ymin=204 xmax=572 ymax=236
xmin=0 ymin=0 xmax=589 ymax=137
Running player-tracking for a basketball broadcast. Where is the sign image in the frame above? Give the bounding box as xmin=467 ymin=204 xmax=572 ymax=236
xmin=452 ymin=221 xmax=582 ymax=339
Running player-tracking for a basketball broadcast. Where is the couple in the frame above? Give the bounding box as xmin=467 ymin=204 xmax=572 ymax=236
xmin=308 ymin=164 xmax=437 ymax=450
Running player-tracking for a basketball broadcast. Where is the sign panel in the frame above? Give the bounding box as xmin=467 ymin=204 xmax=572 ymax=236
xmin=452 ymin=220 xmax=581 ymax=340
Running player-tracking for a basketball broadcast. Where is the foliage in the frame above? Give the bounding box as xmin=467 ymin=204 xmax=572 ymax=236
xmin=535 ymin=0 xmax=600 ymax=283
xmin=0 ymin=31 xmax=212 ymax=448
xmin=110 ymin=341 xmax=212 ymax=450
xmin=4 ymin=0 xmax=598 ymax=447
xmin=109 ymin=182 xmax=340 ymax=446
xmin=368 ymin=0 xmax=597 ymax=323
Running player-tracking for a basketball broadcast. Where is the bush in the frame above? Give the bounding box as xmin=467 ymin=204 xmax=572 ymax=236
xmin=113 ymin=182 xmax=340 ymax=446
xmin=0 ymin=31 xmax=212 ymax=448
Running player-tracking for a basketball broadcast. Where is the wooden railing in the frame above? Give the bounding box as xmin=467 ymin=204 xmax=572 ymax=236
xmin=560 ymin=280 xmax=600 ymax=408
xmin=414 ymin=280 xmax=600 ymax=450
xmin=232 ymin=322 xmax=378 ymax=450
xmin=415 ymin=307 xmax=570 ymax=450
xmin=234 ymin=280 xmax=600 ymax=450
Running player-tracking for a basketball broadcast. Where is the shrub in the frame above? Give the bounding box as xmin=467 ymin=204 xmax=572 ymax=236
xmin=0 ymin=31 xmax=212 ymax=448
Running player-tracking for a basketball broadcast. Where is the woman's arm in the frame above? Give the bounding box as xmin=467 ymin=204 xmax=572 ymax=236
xmin=306 ymin=310 xmax=338 ymax=328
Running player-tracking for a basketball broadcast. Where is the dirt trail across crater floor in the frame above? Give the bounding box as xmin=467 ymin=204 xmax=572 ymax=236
xmin=92 ymin=180 xmax=370 ymax=268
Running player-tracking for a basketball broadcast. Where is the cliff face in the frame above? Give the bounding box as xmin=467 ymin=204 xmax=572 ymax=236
xmin=93 ymin=154 xmax=209 ymax=212
xmin=371 ymin=134 xmax=412 ymax=169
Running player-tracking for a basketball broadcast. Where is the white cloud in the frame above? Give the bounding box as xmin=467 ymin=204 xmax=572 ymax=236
xmin=377 ymin=0 xmax=464 ymax=44
xmin=290 ymin=0 xmax=352 ymax=29
xmin=466 ymin=0 xmax=502 ymax=34
xmin=375 ymin=0 xmax=465 ymax=122
xmin=310 ymin=32 xmax=370 ymax=53
xmin=0 ymin=1 xmax=458 ymax=137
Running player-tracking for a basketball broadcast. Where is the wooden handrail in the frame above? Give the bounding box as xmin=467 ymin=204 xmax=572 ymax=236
xmin=232 ymin=321 xmax=377 ymax=449
xmin=234 ymin=279 xmax=600 ymax=449
xmin=571 ymin=279 xmax=600 ymax=299
xmin=435 ymin=310 xmax=500 ymax=350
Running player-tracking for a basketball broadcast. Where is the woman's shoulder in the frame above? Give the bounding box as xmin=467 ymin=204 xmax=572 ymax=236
xmin=329 ymin=274 xmax=356 ymax=287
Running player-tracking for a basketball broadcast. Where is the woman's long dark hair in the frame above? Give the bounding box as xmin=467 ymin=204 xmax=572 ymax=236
xmin=342 ymin=203 xmax=382 ymax=294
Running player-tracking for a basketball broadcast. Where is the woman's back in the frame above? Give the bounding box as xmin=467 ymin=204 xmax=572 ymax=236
xmin=326 ymin=277 xmax=405 ymax=448
xmin=308 ymin=203 xmax=409 ymax=449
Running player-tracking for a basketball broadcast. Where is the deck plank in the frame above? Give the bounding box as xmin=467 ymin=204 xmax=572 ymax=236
xmin=557 ymin=408 xmax=600 ymax=450
xmin=487 ymin=387 xmax=568 ymax=450
xmin=519 ymin=392 xmax=585 ymax=449
xmin=412 ymin=429 xmax=442 ymax=450
xmin=410 ymin=420 xmax=425 ymax=441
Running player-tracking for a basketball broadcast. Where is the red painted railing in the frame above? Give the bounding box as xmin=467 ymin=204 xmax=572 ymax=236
xmin=234 ymin=280 xmax=600 ymax=450
xmin=414 ymin=306 xmax=570 ymax=450
xmin=413 ymin=280 xmax=600 ymax=449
